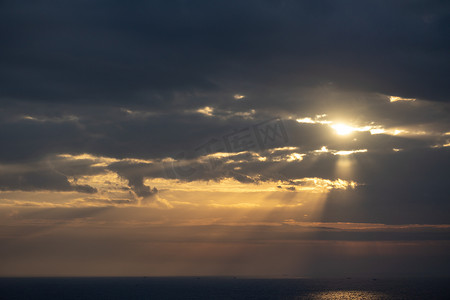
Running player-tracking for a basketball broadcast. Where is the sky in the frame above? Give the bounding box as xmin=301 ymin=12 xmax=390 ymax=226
xmin=0 ymin=0 xmax=450 ymax=277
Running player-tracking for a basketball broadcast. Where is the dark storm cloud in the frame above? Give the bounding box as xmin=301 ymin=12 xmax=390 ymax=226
xmin=0 ymin=105 xmax=258 ymax=163
xmin=1 ymin=0 xmax=449 ymax=164
xmin=0 ymin=153 xmax=103 ymax=193
xmin=109 ymin=162 xmax=158 ymax=198
xmin=1 ymin=98 xmax=448 ymax=165
xmin=0 ymin=167 xmax=97 ymax=193
xmin=0 ymin=0 xmax=449 ymax=165
xmin=0 ymin=0 xmax=449 ymax=108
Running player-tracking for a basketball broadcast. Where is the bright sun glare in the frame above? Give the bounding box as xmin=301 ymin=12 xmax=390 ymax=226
xmin=331 ymin=124 xmax=355 ymax=135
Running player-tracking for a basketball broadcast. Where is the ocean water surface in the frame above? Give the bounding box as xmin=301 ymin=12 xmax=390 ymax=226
xmin=0 ymin=277 xmax=449 ymax=299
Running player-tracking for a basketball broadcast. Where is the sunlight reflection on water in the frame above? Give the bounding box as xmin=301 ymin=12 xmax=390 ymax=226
xmin=307 ymin=290 xmax=390 ymax=300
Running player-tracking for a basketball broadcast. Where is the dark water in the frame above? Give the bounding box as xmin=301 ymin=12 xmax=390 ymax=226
xmin=1 ymin=277 xmax=449 ymax=299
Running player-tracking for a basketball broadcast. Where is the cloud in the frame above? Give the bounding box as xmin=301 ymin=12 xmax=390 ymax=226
xmin=0 ymin=167 xmax=97 ymax=194
xmin=108 ymin=162 xmax=159 ymax=199
xmin=0 ymin=0 xmax=448 ymax=225
xmin=1 ymin=0 xmax=449 ymax=108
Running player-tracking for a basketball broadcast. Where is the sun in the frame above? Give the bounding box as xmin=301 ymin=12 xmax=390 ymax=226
xmin=331 ymin=124 xmax=355 ymax=135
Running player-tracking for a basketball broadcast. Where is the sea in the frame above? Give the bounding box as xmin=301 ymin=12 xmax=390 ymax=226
xmin=0 ymin=277 xmax=449 ymax=299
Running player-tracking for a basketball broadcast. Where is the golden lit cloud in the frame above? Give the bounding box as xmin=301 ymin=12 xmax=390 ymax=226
xmin=334 ymin=149 xmax=367 ymax=156
xmin=146 ymin=177 xmax=357 ymax=193
xmin=331 ymin=123 xmax=376 ymax=136
xmin=295 ymin=111 xmax=447 ymax=141
xmin=57 ymin=153 xmax=153 ymax=164
xmin=312 ymin=146 xmax=367 ymax=156
xmin=296 ymin=115 xmax=388 ymax=136
xmin=389 ymin=96 xmax=416 ymax=102
xmin=196 ymin=106 xmax=214 ymax=116
xmin=296 ymin=114 xmax=332 ymax=125
xmin=286 ymin=153 xmax=305 ymax=161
